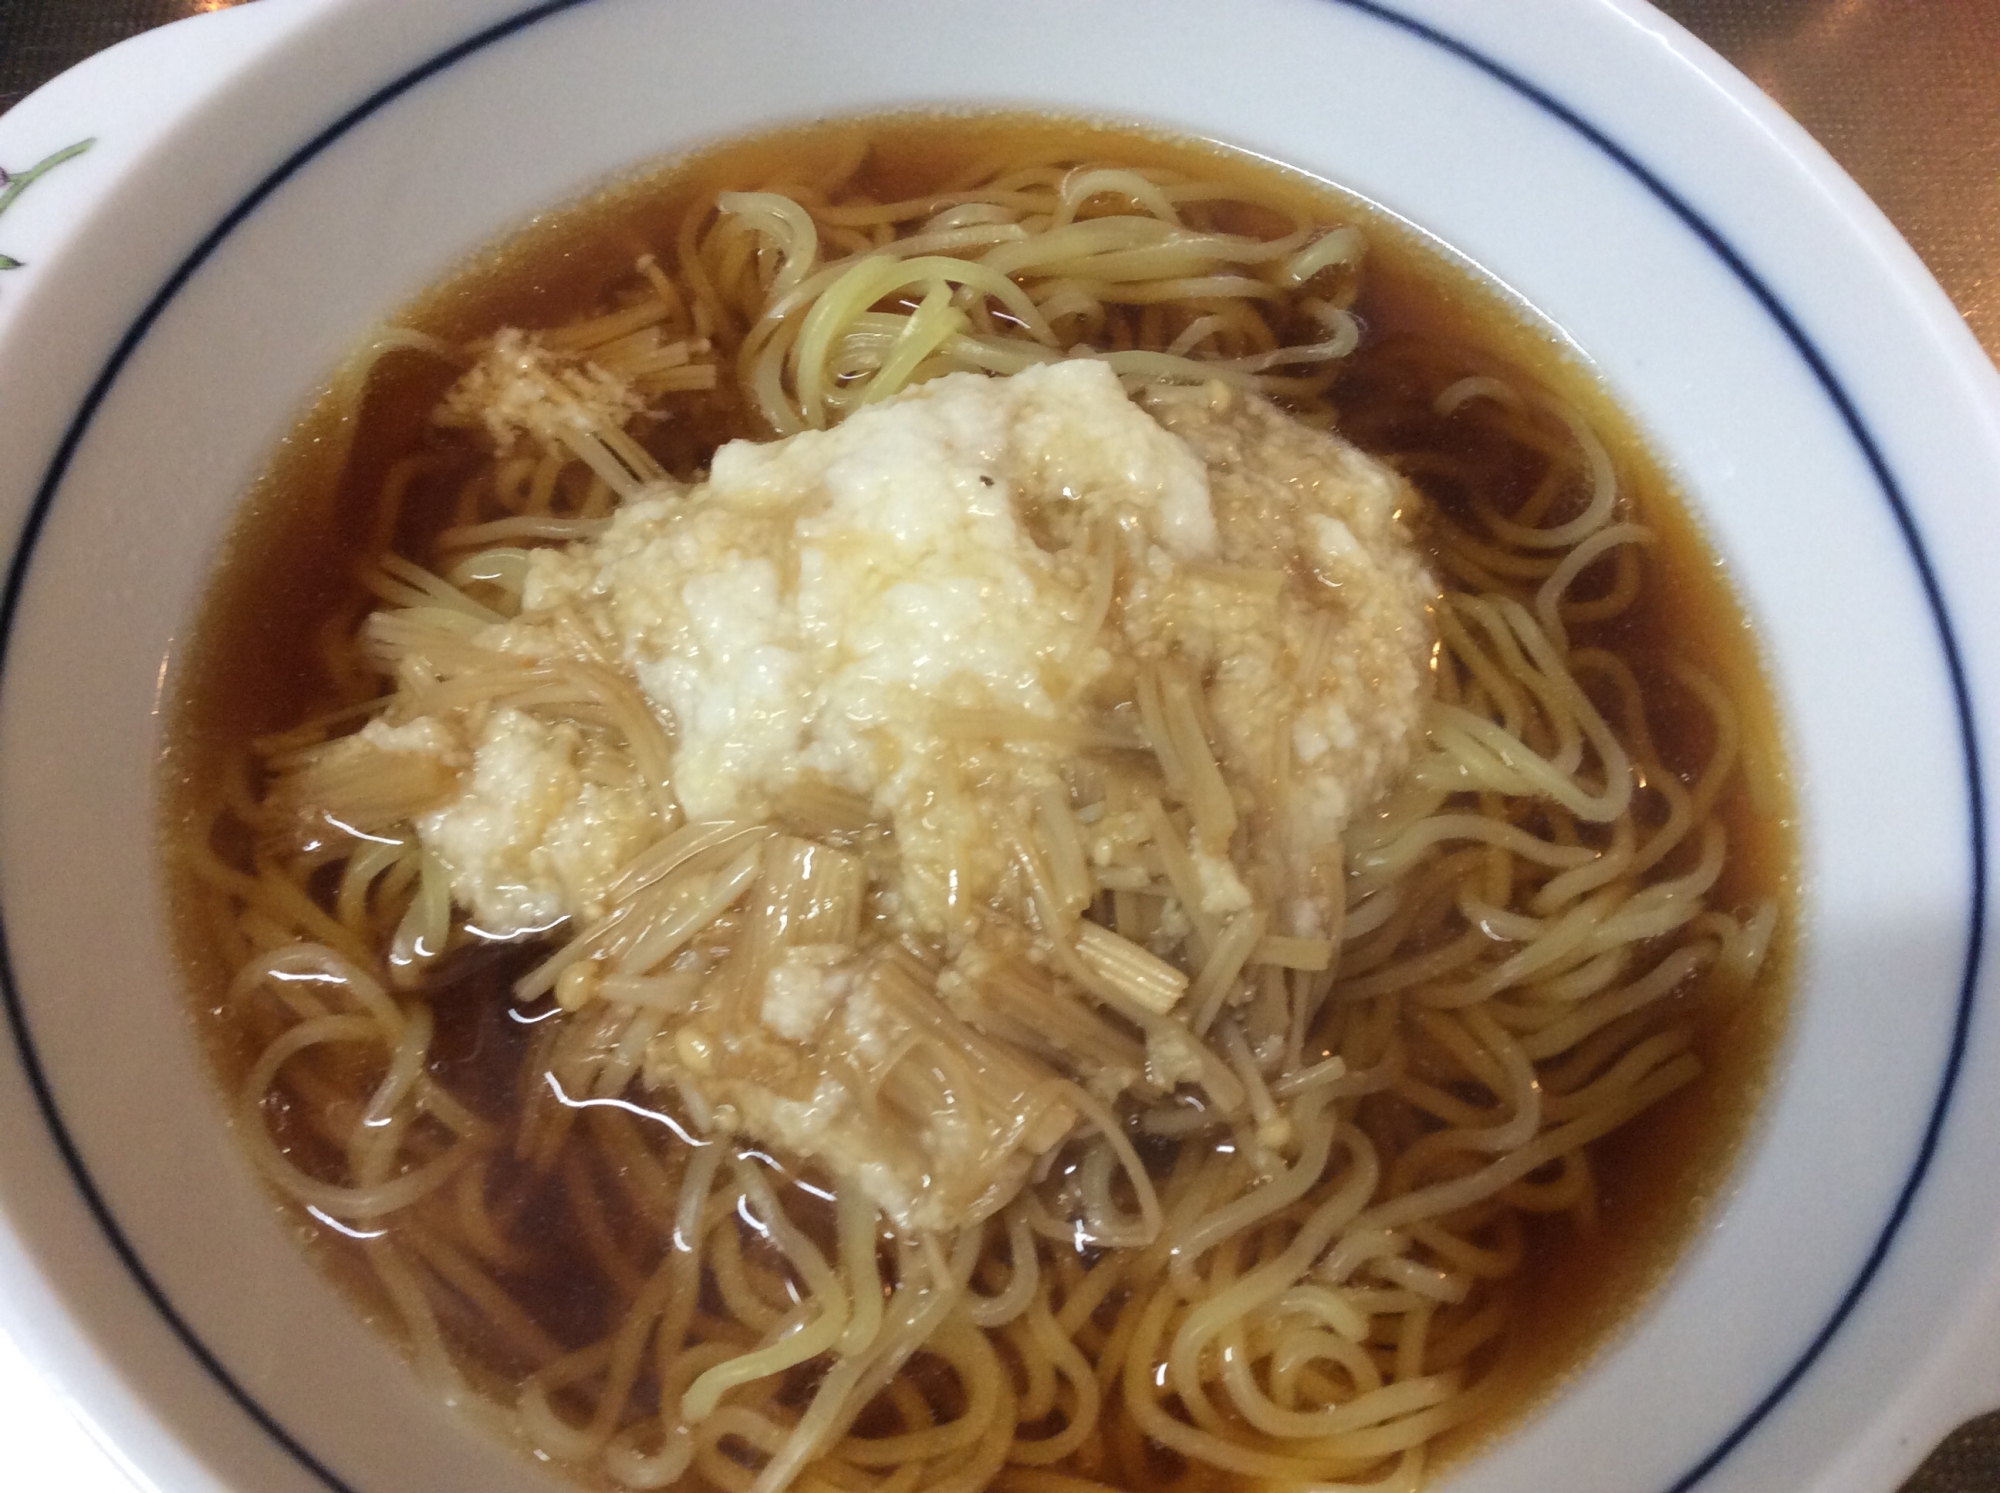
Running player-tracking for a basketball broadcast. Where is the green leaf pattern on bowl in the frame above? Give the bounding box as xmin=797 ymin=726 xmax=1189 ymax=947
xmin=0 ymin=139 xmax=95 ymax=275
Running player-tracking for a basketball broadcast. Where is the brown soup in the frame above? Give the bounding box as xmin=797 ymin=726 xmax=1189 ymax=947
xmin=163 ymin=114 xmax=1793 ymax=1490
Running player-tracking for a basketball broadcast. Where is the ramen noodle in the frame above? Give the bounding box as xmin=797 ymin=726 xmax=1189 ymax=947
xmin=167 ymin=115 xmax=1790 ymax=1493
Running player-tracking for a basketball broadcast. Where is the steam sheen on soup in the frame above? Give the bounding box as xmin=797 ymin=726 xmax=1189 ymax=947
xmin=166 ymin=115 xmax=1792 ymax=1493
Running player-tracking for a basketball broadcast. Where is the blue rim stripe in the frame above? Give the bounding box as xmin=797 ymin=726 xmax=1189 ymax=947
xmin=0 ymin=2 xmax=1982 ymax=1491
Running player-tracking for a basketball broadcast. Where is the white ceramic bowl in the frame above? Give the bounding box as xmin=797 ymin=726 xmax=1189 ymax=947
xmin=2 ymin=2 xmax=1998 ymax=1490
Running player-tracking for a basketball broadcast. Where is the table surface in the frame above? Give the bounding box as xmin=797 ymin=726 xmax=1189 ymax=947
xmin=0 ymin=1 xmax=1995 ymax=1490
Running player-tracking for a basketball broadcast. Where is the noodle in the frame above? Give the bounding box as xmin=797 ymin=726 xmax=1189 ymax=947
xmin=167 ymin=116 xmax=1788 ymax=1493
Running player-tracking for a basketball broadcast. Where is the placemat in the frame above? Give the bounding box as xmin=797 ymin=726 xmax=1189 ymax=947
xmin=0 ymin=1 xmax=1993 ymax=1489
xmin=1658 ymin=0 xmax=2000 ymax=360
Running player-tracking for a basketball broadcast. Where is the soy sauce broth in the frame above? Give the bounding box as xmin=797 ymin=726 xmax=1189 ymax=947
xmin=163 ymin=112 xmax=1794 ymax=1483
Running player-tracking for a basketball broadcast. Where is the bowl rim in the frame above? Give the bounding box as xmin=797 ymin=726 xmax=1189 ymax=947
xmin=0 ymin=2 xmax=1994 ymax=1491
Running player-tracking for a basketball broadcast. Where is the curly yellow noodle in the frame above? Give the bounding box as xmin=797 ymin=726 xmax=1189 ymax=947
xmin=174 ymin=125 xmax=1791 ymax=1493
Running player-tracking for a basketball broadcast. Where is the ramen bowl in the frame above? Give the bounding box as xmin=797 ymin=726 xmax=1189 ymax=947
xmin=1 ymin=2 xmax=1997 ymax=1491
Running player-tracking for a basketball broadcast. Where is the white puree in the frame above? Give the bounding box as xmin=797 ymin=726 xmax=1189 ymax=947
xmin=392 ymin=359 xmax=1434 ymax=947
